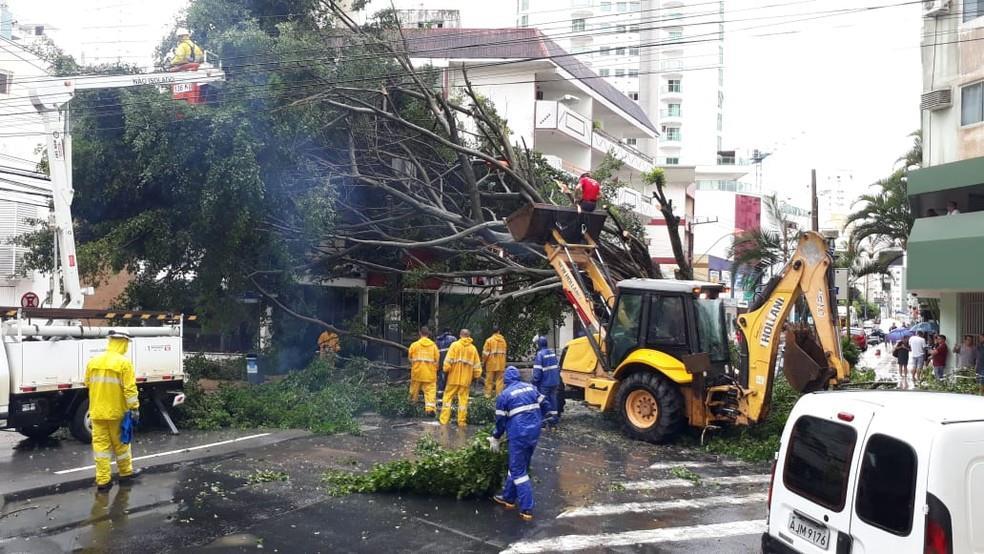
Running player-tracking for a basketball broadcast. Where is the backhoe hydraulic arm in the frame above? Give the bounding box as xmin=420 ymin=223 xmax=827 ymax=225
xmin=735 ymin=231 xmax=850 ymax=422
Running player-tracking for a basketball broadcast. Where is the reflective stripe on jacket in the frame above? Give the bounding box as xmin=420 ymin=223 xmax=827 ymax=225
xmin=532 ymin=347 xmax=560 ymax=388
xmin=443 ymin=337 xmax=482 ymax=387
xmin=408 ymin=337 xmax=440 ymax=383
xmin=482 ymin=332 xmax=508 ymax=373
xmin=85 ymin=336 xmax=139 ymax=420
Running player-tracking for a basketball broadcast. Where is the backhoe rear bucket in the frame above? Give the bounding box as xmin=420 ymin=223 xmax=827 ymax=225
xmin=782 ymin=329 xmax=834 ymax=393
xmin=505 ymin=203 xmax=606 ymax=244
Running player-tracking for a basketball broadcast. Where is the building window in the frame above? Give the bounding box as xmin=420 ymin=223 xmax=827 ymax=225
xmin=718 ymin=91 xmax=724 ymax=108
xmin=664 ymin=127 xmax=681 ymax=141
xmin=520 ymin=0 xmax=529 ymax=10
xmin=717 ymin=113 xmax=723 ymax=131
xmin=719 ymin=45 xmax=724 ymax=65
xmin=669 ymin=29 xmax=683 ymax=40
xmin=628 ymin=68 xmax=639 ymax=77
xmin=617 ymin=1 xmax=628 ymax=12
xmin=601 ymin=1 xmax=612 ymax=11
xmin=617 ymin=24 xmax=626 ymax=33
xmin=519 ymin=14 xmax=528 ymax=27
xmin=628 ymin=46 xmax=640 ymax=55
xmin=665 ymin=157 xmax=680 ymax=165
xmin=629 ymin=1 xmax=640 ymax=11
xmin=628 ymin=91 xmax=639 ymax=101
xmin=629 ymin=24 xmax=639 ymax=33
xmin=719 ymin=68 xmax=724 ymax=86
xmin=668 ymin=103 xmax=681 ymax=116
xmin=615 ymin=47 xmax=626 ymax=56
xmin=961 ymin=81 xmax=984 ymax=126
xmin=599 ymin=68 xmax=610 ymax=77
xmin=615 ymin=69 xmax=626 ymax=77
xmin=572 ymin=18 xmax=586 ymax=32
xmin=667 ymin=79 xmax=681 ymax=92
xmin=625 ymin=138 xmax=638 ymax=146
xmin=964 ymin=0 xmax=984 ymax=22
xmin=0 ymin=72 xmax=10 ymax=95
xmin=600 ymin=47 xmax=611 ymax=56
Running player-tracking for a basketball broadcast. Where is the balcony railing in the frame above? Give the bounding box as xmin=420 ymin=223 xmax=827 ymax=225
xmin=534 ymin=100 xmax=591 ymax=145
xmin=592 ymin=127 xmax=654 ymax=172
xmin=615 ymin=187 xmax=660 ymax=218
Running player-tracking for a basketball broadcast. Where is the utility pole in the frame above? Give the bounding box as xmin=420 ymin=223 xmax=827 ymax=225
xmin=811 ymin=169 xmax=819 ymax=232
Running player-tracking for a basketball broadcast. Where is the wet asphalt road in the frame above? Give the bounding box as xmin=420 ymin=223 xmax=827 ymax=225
xmin=0 ymin=408 xmax=771 ymax=553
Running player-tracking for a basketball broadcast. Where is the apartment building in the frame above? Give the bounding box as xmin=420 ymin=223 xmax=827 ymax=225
xmin=908 ymin=0 xmax=984 ymax=356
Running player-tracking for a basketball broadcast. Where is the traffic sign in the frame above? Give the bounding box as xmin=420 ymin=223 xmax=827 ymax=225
xmin=20 ymin=292 xmax=39 ymax=308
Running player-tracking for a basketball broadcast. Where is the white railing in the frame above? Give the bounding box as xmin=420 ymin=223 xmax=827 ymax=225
xmin=615 ymin=187 xmax=660 ymax=218
xmin=592 ymin=128 xmax=654 ymax=172
xmin=535 ymin=100 xmax=591 ymax=145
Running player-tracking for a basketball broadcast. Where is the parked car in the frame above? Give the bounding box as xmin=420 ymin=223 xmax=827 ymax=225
xmin=849 ymin=327 xmax=867 ymax=351
xmin=866 ymin=328 xmax=885 ymax=346
xmin=762 ymin=390 xmax=984 ymax=554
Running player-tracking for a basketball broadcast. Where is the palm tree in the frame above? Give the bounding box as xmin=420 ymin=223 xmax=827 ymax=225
xmin=845 ymin=131 xmax=920 ymax=255
xmin=728 ymin=195 xmax=797 ymax=291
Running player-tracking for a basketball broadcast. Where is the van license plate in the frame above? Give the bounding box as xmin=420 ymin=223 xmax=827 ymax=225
xmin=788 ymin=513 xmax=829 ymax=550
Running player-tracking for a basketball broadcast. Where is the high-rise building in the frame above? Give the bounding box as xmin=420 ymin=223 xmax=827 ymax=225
xmin=908 ymin=1 xmax=984 ymax=363
xmin=815 ymin=169 xmax=856 ymax=234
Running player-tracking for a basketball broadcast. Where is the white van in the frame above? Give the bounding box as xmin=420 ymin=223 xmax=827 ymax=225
xmin=763 ymin=390 xmax=984 ymax=554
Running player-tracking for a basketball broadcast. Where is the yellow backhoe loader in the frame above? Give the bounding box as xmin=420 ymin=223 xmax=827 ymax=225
xmin=505 ymin=204 xmax=850 ymax=443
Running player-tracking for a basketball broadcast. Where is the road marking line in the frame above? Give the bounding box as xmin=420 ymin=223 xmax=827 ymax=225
xmin=53 ymin=433 xmax=272 ymax=474
xmin=557 ymin=492 xmax=767 ymax=518
xmin=647 ymin=460 xmax=747 ymax=470
xmin=621 ymin=473 xmax=771 ymax=490
xmin=500 ymin=519 xmax=767 ymax=554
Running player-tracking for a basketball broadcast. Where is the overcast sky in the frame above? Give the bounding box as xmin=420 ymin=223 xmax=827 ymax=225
xmin=10 ymin=0 xmax=924 ymax=209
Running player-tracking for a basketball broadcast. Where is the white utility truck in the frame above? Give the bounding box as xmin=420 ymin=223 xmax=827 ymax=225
xmin=0 ymin=66 xmax=224 ymax=442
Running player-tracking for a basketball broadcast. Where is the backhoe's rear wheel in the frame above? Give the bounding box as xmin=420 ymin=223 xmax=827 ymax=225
xmin=616 ymin=371 xmax=685 ymax=443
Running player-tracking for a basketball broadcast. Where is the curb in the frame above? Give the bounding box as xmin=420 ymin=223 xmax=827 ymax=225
xmin=1 ymin=430 xmax=310 ymax=502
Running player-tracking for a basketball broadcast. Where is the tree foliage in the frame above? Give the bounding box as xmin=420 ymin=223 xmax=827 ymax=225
xmin=20 ymin=0 xmax=656 ymax=350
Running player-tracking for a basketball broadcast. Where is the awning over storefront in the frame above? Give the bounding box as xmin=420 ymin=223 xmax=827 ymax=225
xmin=907 ymin=212 xmax=984 ymax=293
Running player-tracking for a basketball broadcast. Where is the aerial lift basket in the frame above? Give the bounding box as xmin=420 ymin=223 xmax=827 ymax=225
xmin=505 ymin=203 xmax=607 ymax=244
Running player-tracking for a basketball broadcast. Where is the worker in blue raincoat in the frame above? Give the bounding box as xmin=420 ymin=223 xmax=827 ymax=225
xmin=434 ymin=328 xmax=456 ymax=408
xmin=532 ymin=336 xmax=561 ymax=427
xmin=488 ymin=365 xmax=543 ymax=521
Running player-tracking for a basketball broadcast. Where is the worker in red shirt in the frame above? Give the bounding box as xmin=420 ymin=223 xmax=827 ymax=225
xmin=575 ymin=172 xmax=600 ymax=212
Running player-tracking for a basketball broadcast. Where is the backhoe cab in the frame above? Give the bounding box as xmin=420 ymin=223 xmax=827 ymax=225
xmin=506 ymin=204 xmax=849 ymax=443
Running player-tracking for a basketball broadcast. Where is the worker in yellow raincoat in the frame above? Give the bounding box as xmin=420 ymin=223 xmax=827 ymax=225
xmin=85 ymin=331 xmax=140 ymax=491
xmin=407 ymin=326 xmax=440 ymax=416
xmin=482 ymin=325 xmax=508 ymax=398
xmin=439 ymin=329 xmax=482 ymax=425
xmin=170 ymin=28 xmax=204 ymax=68
xmin=318 ymin=329 xmax=341 ymax=358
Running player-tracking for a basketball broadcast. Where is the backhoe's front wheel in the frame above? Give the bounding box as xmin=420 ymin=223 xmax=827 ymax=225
xmin=616 ymin=371 xmax=685 ymax=443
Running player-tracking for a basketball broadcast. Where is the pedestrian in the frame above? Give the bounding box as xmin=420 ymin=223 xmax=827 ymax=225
xmin=532 ymin=336 xmax=561 ymax=428
xmin=892 ymin=337 xmax=910 ymax=388
xmin=439 ymin=329 xmax=482 ymax=426
xmin=85 ymin=331 xmax=141 ymax=491
xmin=408 ymin=326 xmax=440 ymax=416
xmin=954 ymin=334 xmax=978 ymax=369
xmin=946 ymin=201 xmax=960 ymax=215
xmin=489 ymin=365 xmax=543 ymax=522
xmin=976 ymin=334 xmax=984 ymax=395
xmin=930 ymin=334 xmax=949 ymax=380
xmin=435 ymin=328 xmax=456 ymax=408
xmin=575 ymin=172 xmax=601 ymax=213
xmin=909 ymin=331 xmax=927 ymax=381
xmin=482 ymin=324 xmax=508 ymax=398
xmin=317 ymin=328 xmax=340 ymax=359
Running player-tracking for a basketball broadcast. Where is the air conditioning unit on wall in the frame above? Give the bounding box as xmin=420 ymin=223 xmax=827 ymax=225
xmin=921 ymin=88 xmax=952 ymax=111
xmin=923 ymin=0 xmax=950 ymax=16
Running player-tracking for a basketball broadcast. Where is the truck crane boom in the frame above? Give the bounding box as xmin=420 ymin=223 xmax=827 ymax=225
xmin=29 ymin=68 xmax=225 ymax=308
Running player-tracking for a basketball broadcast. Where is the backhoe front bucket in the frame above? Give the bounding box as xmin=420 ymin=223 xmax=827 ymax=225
xmin=505 ymin=203 xmax=606 ymax=244
xmin=782 ymin=329 xmax=834 ymax=393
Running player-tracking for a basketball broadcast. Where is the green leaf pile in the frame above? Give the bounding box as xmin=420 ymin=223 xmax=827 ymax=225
xmin=323 ymin=433 xmax=508 ymax=499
